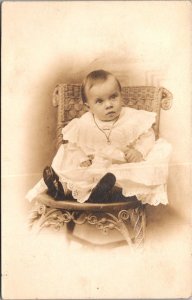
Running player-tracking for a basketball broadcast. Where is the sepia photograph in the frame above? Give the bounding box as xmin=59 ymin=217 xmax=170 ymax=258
xmin=2 ymin=1 xmax=192 ymax=299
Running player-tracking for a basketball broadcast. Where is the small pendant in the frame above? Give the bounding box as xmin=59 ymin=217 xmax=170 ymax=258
xmin=107 ymin=140 xmax=111 ymax=145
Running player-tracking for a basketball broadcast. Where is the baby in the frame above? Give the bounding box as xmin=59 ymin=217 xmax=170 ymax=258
xmin=26 ymin=70 xmax=171 ymax=205
xmin=80 ymin=70 xmax=145 ymax=166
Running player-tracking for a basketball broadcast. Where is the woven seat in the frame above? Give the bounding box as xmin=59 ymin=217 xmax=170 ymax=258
xmin=29 ymin=84 xmax=172 ymax=248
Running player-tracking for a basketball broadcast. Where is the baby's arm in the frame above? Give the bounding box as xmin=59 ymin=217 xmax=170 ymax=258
xmin=124 ymin=147 xmax=143 ymax=162
xmin=125 ymin=128 xmax=155 ymax=162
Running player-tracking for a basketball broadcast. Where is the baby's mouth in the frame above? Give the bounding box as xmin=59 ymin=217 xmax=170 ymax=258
xmin=106 ymin=111 xmax=115 ymax=115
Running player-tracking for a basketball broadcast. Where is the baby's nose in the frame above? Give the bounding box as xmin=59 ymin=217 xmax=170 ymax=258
xmin=105 ymin=99 xmax=113 ymax=108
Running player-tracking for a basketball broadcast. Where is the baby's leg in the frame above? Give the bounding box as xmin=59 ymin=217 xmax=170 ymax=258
xmin=43 ymin=166 xmax=69 ymax=200
xmin=87 ymin=172 xmax=138 ymax=203
xmin=88 ymin=173 xmax=116 ymax=203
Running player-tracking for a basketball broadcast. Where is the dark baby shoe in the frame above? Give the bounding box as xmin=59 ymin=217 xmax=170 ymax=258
xmin=88 ymin=172 xmax=116 ymax=203
xmin=43 ymin=166 xmax=65 ymax=200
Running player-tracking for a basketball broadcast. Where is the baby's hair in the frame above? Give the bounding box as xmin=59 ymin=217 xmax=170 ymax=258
xmin=81 ymin=69 xmax=121 ymax=103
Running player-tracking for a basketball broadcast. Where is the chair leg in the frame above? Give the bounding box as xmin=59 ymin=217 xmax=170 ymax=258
xmin=66 ymin=220 xmax=76 ymax=234
xmin=131 ymin=206 xmax=146 ymax=248
xmin=116 ymin=219 xmax=134 ymax=248
xmin=66 ymin=211 xmax=82 ymax=236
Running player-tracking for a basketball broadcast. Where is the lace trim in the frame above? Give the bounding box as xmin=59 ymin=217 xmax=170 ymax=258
xmin=66 ymin=181 xmax=92 ymax=203
xmin=137 ymin=193 xmax=168 ymax=206
xmin=121 ymin=184 xmax=168 ymax=205
xmin=27 ymin=174 xmax=168 ymax=206
xmin=60 ymin=175 xmax=168 ymax=205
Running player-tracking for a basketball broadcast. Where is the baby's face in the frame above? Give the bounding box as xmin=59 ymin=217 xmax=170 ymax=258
xmin=86 ymin=76 xmax=122 ymax=121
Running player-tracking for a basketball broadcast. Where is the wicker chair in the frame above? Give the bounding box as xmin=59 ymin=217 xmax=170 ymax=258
xmin=29 ymin=84 xmax=172 ymax=249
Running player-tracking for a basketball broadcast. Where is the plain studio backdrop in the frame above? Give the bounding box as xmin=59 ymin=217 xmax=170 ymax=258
xmin=2 ymin=1 xmax=192 ymax=299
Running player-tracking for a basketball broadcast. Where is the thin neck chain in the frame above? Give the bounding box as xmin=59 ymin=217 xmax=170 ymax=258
xmin=93 ymin=114 xmax=119 ymax=144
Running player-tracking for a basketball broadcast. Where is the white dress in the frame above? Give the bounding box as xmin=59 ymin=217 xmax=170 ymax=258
xmin=26 ymin=107 xmax=172 ymax=205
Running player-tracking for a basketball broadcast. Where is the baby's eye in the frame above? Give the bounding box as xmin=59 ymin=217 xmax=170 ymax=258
xmin=96 ymin=98 xmax=103 ymax=104
xmin=110 ymin=93 xmax=118 ymax=99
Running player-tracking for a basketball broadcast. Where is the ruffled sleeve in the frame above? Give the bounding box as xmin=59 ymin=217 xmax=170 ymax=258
xmin=133 ymin=128 xmax=156 ymax=159
xmin=122 ymin=108 xmax=156 ymax=145
xmin=52 ymin=118 xmax=90 ymax=172
xmin=62 ymin=118 xmax=80 ymax=144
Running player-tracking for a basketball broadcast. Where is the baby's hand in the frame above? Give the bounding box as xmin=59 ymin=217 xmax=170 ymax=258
xmin=80 ymin=159 xmax=92 ymax=167
xmin=124 ymin=147 xmax=143 ymax=163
